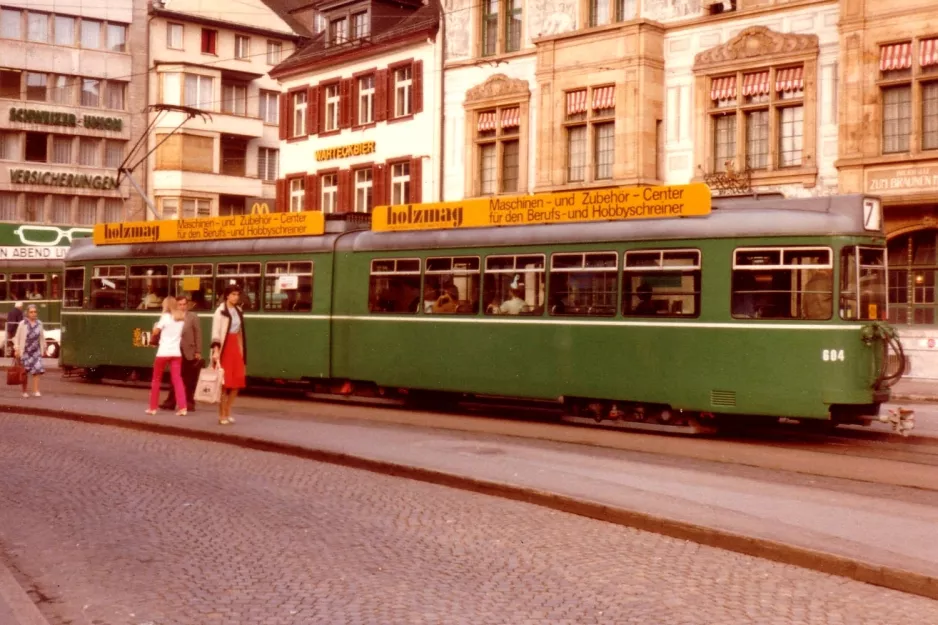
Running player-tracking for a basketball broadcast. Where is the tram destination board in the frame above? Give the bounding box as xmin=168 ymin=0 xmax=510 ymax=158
xmin=372 ymin=183 xmax=711 ymax=233
xmin=93 ymin=212 xmax=326 ymax=245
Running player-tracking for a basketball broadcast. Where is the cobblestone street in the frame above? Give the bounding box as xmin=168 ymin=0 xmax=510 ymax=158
xmin=1 ymin=413 xmax=936 ymax=625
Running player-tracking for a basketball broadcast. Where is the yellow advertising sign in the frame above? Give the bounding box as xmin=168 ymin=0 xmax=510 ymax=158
xmin=182 ymin=276 xmax=201 ymax=291
xmin=93 ymin=212 xmax=325 ymax=245
xmin=371 ymin=183 xmax=712 ymax=232
xmin=315 ymin=141 xmax=376 ymax=162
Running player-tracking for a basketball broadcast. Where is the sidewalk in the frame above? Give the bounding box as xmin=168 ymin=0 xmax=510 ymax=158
xmin=892 ymin=378 xmax=938 ymax=403
xmin=2 ymin=385 xmax=938 ymax=602
xmin=0 ymin=561 xmax=48 ymax=625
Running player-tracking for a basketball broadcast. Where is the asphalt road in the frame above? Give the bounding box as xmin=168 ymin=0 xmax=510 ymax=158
xmin=1 ymin=413 xmax=937 ymax=625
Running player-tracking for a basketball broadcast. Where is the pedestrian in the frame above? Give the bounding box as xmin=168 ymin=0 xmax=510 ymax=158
xmin=210 ymin=284 xmax=246 ymax=426
xmin=146 ymin=296 xmax=187 ymax=416
xmin=159 ymin=294 xmax=202 ymax=412
xmin=13 ymin=304 xmax=45 ymax=398
xmin=5 ymin=301 xmax=23 ymax=357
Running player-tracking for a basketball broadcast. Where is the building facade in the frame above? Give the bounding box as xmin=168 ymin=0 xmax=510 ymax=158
xmin=837 ymin=0 xmax=938 ymax=377
xmin=147 ymin=0 xmax=302 ymax=219
xmin=271 ymin=0 xmax=441 ymax=213
xmin=0 ymin=0 xmax=148 ymax=224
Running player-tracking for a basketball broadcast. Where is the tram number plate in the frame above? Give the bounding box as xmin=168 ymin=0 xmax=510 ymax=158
xmin=822 ymin=349 xmax=845 ymax=362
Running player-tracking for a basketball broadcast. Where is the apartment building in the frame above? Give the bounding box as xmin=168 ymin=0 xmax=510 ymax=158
xmin=147 ymin=0 xmax=304 ymax=218
xmin=271 ymin=0 xmax=441 ymax=212
xmin=0 ymin=0 xmax=148 ymax=224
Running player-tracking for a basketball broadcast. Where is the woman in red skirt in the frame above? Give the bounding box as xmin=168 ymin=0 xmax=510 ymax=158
xmin=210 ymin=284 xmax=247 ymax=425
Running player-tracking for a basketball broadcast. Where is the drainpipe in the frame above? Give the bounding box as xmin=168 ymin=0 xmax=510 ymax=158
xmin=437 ymin=6 xmax=445 ymax=202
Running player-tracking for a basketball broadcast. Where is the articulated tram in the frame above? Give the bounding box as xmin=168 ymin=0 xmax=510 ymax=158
xmin=60 ymin=187 xmax=910 ymax=434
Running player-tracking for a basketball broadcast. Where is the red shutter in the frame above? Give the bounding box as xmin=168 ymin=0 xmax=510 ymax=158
xmin=275 ymin=179 xmax=287 ymax=212
xmin=351 ymin=78 xmax=360 ymax=128
xmin=307 ymin=86 xmax=319 ymax=136
xmin=413 ymin=60 xmax=423 ymax=114
xmin=373 ymin=163 xmax=387 ymax=207
xmin=409 ymin=157 xmax=422 ymax=203
xmin=339 ymin=78 xmax=352 ymax=129
xmin=278 ymin=93 xmax=289 ymax=140
xmin=374 ymin=69 xmax=388 ymax=122
xmin=305 ymin=174 xmax=319 ymax=212
xmin=337 ymin=169 xmax=352 ymax=213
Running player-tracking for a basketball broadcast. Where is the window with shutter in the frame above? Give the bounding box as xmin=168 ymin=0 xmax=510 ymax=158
xmin=374 ymin=69 xmax=388 ymax=122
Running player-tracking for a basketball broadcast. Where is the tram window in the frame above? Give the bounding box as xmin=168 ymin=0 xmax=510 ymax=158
xmin=731 ymin=247 xmax=832 ymax=320
xmin=369 ymin=258 xmax=421 ymax=313
xmin=483 ymin=254 xmax=546 ymax=316
xmin=264 ymin=261 xmax=313 ymax=312
xmin=64 ymin=268 xmax=84 ymax=308
xmin=50 ymin=273 xmax=61 ymax=300
xmin=424 ymin=257 xmax=480 ymax=314
xmin=623 ymin=250 xmax=701 ymax=317
xmin=840 ymin=247 xmax=887 ymax=321
xmin=172 ymin=264 xmax=214 ymax=310
xmin=549 ymin=252 xmax=617 ymax=317
xmin=128 ymin=265 xmax=169 ymax=310
xmin=91 ymin=265 xmax=127 ymax=309
xmin=10 ymin=273 xmax=47 ymax=301
xmin=215 ymin=263 xmax=261 ymax=311
xmin=0 ymin=275 xmax=6 ymax=301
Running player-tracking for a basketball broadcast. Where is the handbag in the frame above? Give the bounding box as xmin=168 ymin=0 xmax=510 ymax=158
xmin=6 ymin=359 xmax=25 ymax=386
xmin=150 ymin=327 xmax=161 ymax=348
xmin=195 ymin=365 xmax=224 ymax=404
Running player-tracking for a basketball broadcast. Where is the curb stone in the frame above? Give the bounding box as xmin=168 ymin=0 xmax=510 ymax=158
xmin=0 ymin=559 xmax=50 ymax=625
xmin=2 ymin=402 xmax=938 ymax=603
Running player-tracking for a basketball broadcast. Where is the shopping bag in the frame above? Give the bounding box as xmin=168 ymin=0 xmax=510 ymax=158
xmin=195 ymin=366 xmax=224 ymax=404
xmin=6 ymin=360 xmax=25 ymax=386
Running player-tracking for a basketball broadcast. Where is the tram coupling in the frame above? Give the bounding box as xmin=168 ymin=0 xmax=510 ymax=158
xmin=879 ymin=406 xmax=915 ymax=436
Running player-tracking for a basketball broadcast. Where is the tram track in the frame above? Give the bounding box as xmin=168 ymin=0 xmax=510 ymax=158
xmin=34 ymin=373 xmax=938 ymax=492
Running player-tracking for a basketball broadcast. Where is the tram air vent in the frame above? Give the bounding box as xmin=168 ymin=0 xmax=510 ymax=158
xmin=710 ymin=390 xmax=737 ymax=407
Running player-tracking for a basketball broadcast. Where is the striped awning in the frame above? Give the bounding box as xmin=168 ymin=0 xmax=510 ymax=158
xmin=775 ymin=66 xmax=804 ymax=92
xmin=922 ymin=38 xmax=938 ymax=68
xmin=880 ymin=42 xmax=912 ymax=71
xmin=710 ymin=76 xmax=736 ymax=101
xmin=741 ymin=71 xmax=769 ymax=96
xmin=592 ymin=85 xmax=615 ymax=110
xmin=500 ymin=107 xmax=520 ymax=129
xmin=566 ymin=89 xmax=587 ymax=115
xmin=478 ymin=111 xmax=496 ymax=132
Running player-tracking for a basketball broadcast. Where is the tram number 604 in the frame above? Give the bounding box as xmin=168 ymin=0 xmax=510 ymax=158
xmin=822 ymin=349 xmax=845 ymax=362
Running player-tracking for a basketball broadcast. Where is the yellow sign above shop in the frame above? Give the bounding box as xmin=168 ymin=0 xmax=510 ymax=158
xmin=371 ymin=183 xmax=712 ymax=232
xmin=315 ymin=141 xmax=376 ymax=162
xmin=93 ymin=212 xmax=325 ymax=245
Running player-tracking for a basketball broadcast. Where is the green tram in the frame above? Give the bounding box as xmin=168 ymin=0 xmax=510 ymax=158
xmin=0 ymin=222 xmax=93 ymax=357
xmin=61 ymin=193 xmax=907 ymax=433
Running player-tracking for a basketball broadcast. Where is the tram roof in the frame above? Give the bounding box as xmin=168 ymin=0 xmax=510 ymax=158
xmin=341 ymin=193 xmax=881 ymax=253
xmin=65 ymin=193 xmax=881 ymax=262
